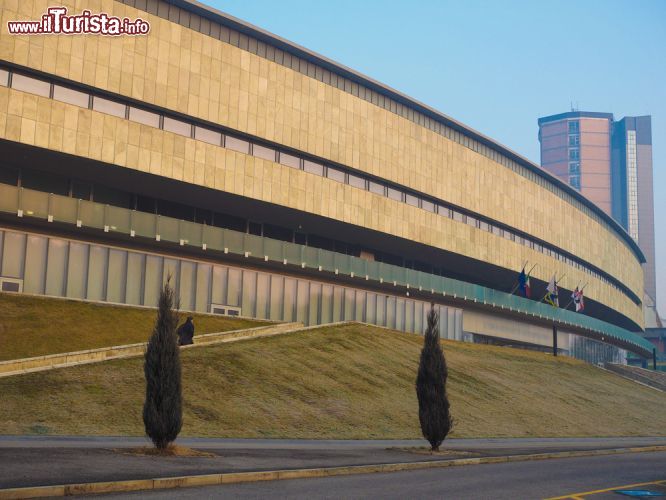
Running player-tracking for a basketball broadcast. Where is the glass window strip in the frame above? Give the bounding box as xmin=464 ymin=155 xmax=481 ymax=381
xmin=129 ymin=106 xmax=160 ymax=127
xmin=11 ymin=73 xmax=51 ymax=97
xmin=194 ymin=126 xmax=221 ymax=145
xmin=164 ymin=117 xmax=193 ymax=137
xmin=92 ymin=96 xmax=126 ymax=118
xmin=53 ymin=85 xmax=89 ymax=107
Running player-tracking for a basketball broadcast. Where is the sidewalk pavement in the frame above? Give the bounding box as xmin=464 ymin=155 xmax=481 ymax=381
xmin=1 ymin=436 xmax=666 ymax=490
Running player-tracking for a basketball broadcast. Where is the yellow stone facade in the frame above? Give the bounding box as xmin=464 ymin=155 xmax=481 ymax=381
xmin=0 ymin=0 xmax=644 ymax=328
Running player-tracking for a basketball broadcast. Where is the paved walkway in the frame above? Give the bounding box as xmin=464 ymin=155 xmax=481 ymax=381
xmin=2 ymin=436 xmax=666 ymax=490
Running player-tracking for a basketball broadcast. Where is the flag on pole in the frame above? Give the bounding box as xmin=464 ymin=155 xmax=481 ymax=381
xmin=544 ymin=275 xmax=559 ymax=307
xmin=572 ymin=287 xmax=585 ymax=312
xmin=518 ymin=267 xmax=531 ymax=298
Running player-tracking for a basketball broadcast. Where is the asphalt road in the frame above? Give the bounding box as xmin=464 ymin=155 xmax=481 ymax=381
xmin=2 ymin=435 xmax=666 ymax=450
xmin=3 ymin=436 xmax=666 ymax=490
xmin=82 ymin=451 xmax=666 ymax=499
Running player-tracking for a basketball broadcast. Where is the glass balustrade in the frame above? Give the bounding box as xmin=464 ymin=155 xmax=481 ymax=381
xmin=50 ymin=194 xmax=78 ymax=224
xmin=20 ymin=188 xmax=49 ymax=219
xmin=78 ymin=200 xmax=105 ymax=228
xmin=178 ymin=220 xmax=203 ymax=248
xmin=0 ymin=184 xmax=652 ymax=354
xmin=157 ymin=216 xmax=179 ymax=242
xmin=0 ymin=184 xmax=19 ymax=214
xmin=106 ymin=205 xmax=131 ymax=234
xmin=132 ymin=210 xmax=156 ymax=238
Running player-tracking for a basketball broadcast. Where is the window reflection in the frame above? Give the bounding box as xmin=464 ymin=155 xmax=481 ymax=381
xmin=195 ymin=126 xmax=221 ymax=145
xmin=129 ymin=107 xmax=160 ymax=127
xmin=53 ymin=85 xmax=89 ymax=107
xmin=327 ymin=167 xmax=345 ymax=183
xmin=281 ymin=153 xmax=302 ymax=169
xmin=225 ymin=136 xmax=250 ymax=154
xmin=252 ymin=144 xmax=276 ymax=161
xmin=11 ymin=73 xmax=50 ymax=97
xmin=93 ymin=96 xmax=126 ymax=118
xmin=164 ymin=117 xmax=192 ymax=137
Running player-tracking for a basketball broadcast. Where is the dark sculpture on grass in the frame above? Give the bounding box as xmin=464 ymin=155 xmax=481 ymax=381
xmin=416 ymin=303 xmax=453 ymax=452
xmin=143 ymin=277 xmax=183 ymax=450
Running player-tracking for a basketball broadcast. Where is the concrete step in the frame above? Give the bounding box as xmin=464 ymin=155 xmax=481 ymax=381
xmin=191 ymin=321 xmax=303 ymax=346
xmin=0 ymin=322 xmax=304 ymax=378
xmin=604 ymin=363 xmax=666 ymax=392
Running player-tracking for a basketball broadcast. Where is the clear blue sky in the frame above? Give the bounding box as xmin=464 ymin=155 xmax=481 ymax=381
xmin=207 ymin=0 xmax=666 ymax=314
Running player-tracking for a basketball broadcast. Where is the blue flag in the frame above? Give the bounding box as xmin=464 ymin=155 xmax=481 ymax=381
xmin=518 ymin=267 xmax=531 ymax=298
xmin=518 ymin=268 xmax=527 ymax=297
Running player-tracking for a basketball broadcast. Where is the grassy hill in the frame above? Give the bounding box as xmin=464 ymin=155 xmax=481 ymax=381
xmin=1 ymin=323 xmax=665 ymax=439
xmin=0 ymin=292 xmax=264 ymax=361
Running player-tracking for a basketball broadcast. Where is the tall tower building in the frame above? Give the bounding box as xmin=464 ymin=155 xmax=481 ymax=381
xmin=538 ymin=112 xmax=614 ymax=215
xmin=538 ymin=112 xmax=657 ymax=306
xmin=611 ymin=116 xmax=656 ymax=304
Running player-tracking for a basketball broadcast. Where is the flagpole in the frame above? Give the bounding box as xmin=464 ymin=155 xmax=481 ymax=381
xmin=542 ymin=272 xmax=550 ymax=303
xmin=542 ymin=275 xmax=552 ymax=304
xmin=526 ymin=263 xmax=537 ymax=299
xmin=563 ymin=282 xmax=581 ymax=310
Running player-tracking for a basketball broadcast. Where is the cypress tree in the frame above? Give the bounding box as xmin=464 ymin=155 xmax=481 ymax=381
xmin=143 ymin=277 xmax=183 ymax=450
xmin=416 ymin=303 xmax=453 ymax=451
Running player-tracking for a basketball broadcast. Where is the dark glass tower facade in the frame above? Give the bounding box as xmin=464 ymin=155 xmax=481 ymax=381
xmin=611 ymin=116 xmax=656 ymax=305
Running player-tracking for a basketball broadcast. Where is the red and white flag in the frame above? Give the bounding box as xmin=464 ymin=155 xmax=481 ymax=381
xmin=572 ymin=287 xmax=585 ymax=312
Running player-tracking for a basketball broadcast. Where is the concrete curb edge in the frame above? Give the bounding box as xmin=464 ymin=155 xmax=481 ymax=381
xmin=0 ymin=322 xmax=307 ymax=379
xmin=1 ymin=445 xmax=665 ymax=499
xmin=0 ymin=320 xmax=380 ymax=379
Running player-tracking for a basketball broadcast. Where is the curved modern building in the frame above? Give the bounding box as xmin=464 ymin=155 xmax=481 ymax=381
xmin=0 ymin=0 xmax=654 ymax=362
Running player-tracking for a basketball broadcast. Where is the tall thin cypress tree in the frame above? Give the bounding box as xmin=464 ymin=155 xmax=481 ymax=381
xmin=143 ymin=277 xmax=182 ymax=450
xmin=416 ymin=303 xmax=453 ymax=451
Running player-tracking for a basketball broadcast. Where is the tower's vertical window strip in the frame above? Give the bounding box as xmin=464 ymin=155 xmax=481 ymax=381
xmin=626 ymin=130 xmax=639 ymax=241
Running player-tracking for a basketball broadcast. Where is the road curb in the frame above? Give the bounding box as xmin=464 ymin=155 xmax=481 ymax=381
xmin=1 ymin=445 xmax=665 ymax=499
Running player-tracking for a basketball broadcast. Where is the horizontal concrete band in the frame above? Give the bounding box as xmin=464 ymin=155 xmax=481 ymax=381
xmin=0 ymin=321 xmax=308 ymax=378
xmin=1 ymin=445 xmax=665 ymax=499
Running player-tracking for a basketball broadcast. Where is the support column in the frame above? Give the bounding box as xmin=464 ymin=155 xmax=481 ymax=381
xmin=654 ymin=348 xmax=657 ymax=371
xmin=553 ymin=325 xmax=558 ymax=357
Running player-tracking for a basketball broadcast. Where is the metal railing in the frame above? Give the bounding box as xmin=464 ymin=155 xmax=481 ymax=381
xmin=0 ymin=183 xmax=653 ymax=356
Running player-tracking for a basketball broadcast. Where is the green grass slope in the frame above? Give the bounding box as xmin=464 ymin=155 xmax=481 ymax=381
xmin=1 ymin=323 xmax=665 ymax=438
xmin=0 ymin=292 xmax=264 ymax=361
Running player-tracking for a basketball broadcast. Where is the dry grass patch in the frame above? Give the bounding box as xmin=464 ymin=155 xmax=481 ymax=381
xmin=1 ymin=323 xmax=665 ymax=439
xmin=115 ymin=446 xmax=215 ymax=457
xmin=389 ymin=447 xmax=479 ymax=457
xmin=0 ymin=292 xmax=264 ymax=361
